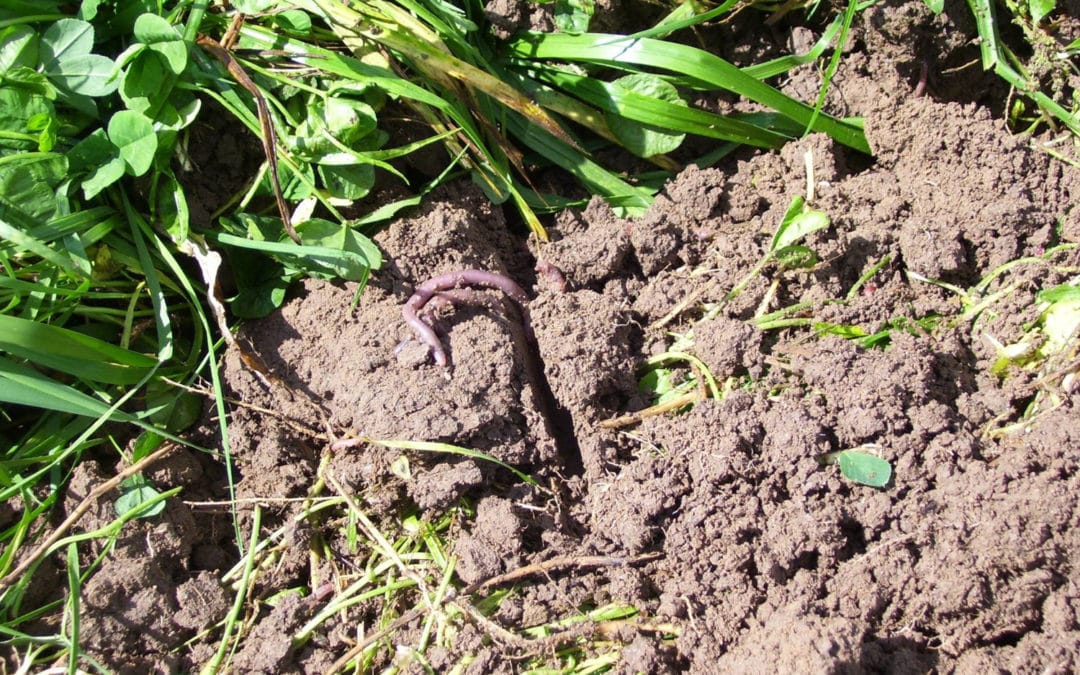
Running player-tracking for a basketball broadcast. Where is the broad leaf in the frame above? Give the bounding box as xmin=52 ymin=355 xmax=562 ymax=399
xmin=606 ymin=73 xmax=686 ymax=157
xmin=133 ymin=13 xmax=187 ymax=74
xmin=108 ymin=110 xmax=157 ymax=176
xmin=554 ymin=0 xmax=594 ymax=34
xmin=40 ymin=18 xmax=118 ymax=96
xmin=772 ymin=195 xmax=829 ymax=251
xmin=836 ymin=451 xmax=892 ymax=487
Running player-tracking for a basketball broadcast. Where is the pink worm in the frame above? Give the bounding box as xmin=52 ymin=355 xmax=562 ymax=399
xmin=402 ymin=269 xmax=534 ymax=367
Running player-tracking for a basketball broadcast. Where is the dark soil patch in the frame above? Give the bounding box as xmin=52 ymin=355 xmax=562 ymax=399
xmin=34 ymin=2 xmax=1080 ymax=672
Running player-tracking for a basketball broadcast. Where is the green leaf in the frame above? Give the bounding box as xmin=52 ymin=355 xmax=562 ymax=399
xmin=1037 ymin=283 xmax=1080 ymax=305
xmin=0 ymin=89 xmax=55 ymax=149
xmin=215 ymin=215 xmax=382 ymax=282
xmin=131 ymin=430 xmax=166 ymax=462
xmin=115 ymin=475 xmax=166 ymax=518
xmin=146 ymin=380 xmax=201 ymax=432
xmin=154 ymin=171 xmax=190 ymax=241
xmin=293 ymin=217 xmax=383 ymax=278
xmin=606 ymin=73 xmax=686 ymax=157
xmin=1029 ymin=0 xmax=1055 ymax=23
xmin=232 ymin=273 xmax=290 ymax=318
xmin=533 ymin=64 xmax=788 ymax=148
xmin=69 ymin=129 xmax=125 ymax=198
xmin=273 ymin=9 xmax=313 ymax=34
xmin=40 ymin=18 xmax=94 ymax=65
xmin=814 ymin=322 xmax=868 ymax=340
xmin=771 ymin=196 xmax=829 ymax=251
xmin=835 ymin=451 xmax=891 ymax=487
xmin=133 ymin=13 xmax=187 ymax=74
xmin=292 ymin=97 xmax=378 ymax=162
xmin=921 ymin=0 xmax=944 ymax=13
xmin=506 ymin=31 xmax=871 ymax=153
xmin=0 ymin=25 xmax=38 ymax=74
xmin=120 ymin=51 xmax=167 ymax=113
xmin=773 ymin=244 xmax=817 ymax=269
xmin=108 ymin=110 xmax=157 ymax=176
xmin=27 ymin=111 xmax=60 ymax=151
xmin=47 ymin=53 xmax=118 ymax=97
xmin=0 ymin=153 xmax=67 ymax=221
xmin=80 ymin=0 xmax=106 ymax=20
xmin=639 ymin=367 xmax=674 ymax=395
xmin=554 ymin=0 xmax=594 ymax=34
xmin=1037 ymin=283 xmax=1080 ymax=355
xmin=318 ymin=162 xmax=374 ymax=200
xmin=279 ymin=161 xmax=316 ymax=201
xmin=232 ymin=0 xmax=280 ymax=11
xmin=2 ymin=67 xmax=57 ymax=100
xmin=40 ymin=19 xmax=118 ymax=97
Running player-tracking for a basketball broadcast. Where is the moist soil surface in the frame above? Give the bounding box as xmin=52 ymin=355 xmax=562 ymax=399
xmin=35 ymin=1 xmax=1080 ymax=672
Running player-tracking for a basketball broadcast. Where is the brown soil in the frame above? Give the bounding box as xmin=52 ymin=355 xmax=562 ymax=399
xmin=26 ymin=1 xmax=1080 ymax=673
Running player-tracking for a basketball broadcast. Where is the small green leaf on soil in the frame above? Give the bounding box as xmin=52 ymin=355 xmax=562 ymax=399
xmin=131 ymin=430 xmax=165 ymax=462
xmin=1037 ymin=283 xmax=1080 ymax=354
xmin=318 ymin=162 xmax=375 ymax=200
xmin=639 ymin=367 xmax=676 ymax=402
xmin=772 ymin=196 xmax=829 ymax=251
xmin=115 ymin=475 xmax=166 ymax=518
xmin=773 ymin=244 xmax=818 ymax=270
xmin=822 ymin=450 xmax=892 ymax=487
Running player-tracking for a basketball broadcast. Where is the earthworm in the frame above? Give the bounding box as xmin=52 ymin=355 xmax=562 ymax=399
xmin=400 ymin=268 xmax=585 ymax=476
xmin=913 ymin=59 xmax=929 ymax=98
xmin=535 ymin=259 xmax=568 ymax=293
xmin=402 ymin=269 xmax=534 ymax=367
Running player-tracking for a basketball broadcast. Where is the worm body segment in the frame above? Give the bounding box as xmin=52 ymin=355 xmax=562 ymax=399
xmin=402 ymin=269 xmax=534 ymax=367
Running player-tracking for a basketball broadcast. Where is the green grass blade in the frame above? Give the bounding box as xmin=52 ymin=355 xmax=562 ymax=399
xmin=506 ymin=32 xmax=871 ymax=153
xmin=631 ymin=0 xmax=741 ymax=39
xmin=202 ymin=506 xmax=262 ymax=675
xmin=124 ymin=195 xmax=176 ymax=363
xmin=742 ymin=14 xmax=844 ymax=80
xmin=966 ymin=0 xmax=1080 ymax=134
xmin=64 ymin=541 xmax=80 ymax=674
xmin=505 ymin=112 xmax=653 ymax=213
xmin=0 ymin=315 xmax=156 ymax=385
xmin=209 ymin=232 xmax=379 ymax=271
xmin=0 ymin=356 xmax=138 ymax=421
xmin=0 ymin=213 xmax=82 ymax=277
xmin=531 ymin=65 xmax=790 ymax=148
